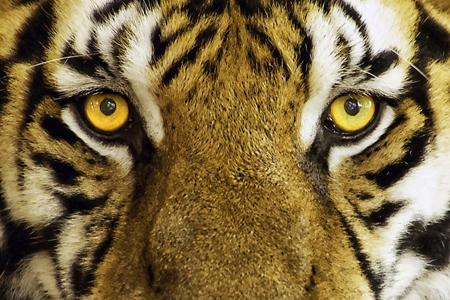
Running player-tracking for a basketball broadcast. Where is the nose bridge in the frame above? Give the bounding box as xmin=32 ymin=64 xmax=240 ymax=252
xmin=163 ymin=141 xmax=309 ymax=223
xmin=142 ymin=134 xmax=321 ymax=296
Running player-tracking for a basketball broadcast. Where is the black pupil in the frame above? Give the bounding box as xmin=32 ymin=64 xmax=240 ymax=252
xmin=100 ymin=98 xmax=117 ymax=116
xmin=344 ymin=98 xmax=361 ymax=116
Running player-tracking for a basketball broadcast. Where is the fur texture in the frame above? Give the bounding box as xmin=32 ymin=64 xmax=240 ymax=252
xmin=1 ymin=0 xmax=450 ymax=299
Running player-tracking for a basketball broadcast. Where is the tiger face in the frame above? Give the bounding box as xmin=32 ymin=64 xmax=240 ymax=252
xmin=1 ymin=0 xmax=450 ymax=299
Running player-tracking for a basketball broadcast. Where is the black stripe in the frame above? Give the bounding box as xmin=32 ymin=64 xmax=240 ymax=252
xmin=15 ymin=158 xmax=27 ymax=190
xmin=304 ymin=265 xmax=317 ymax=293
xmin=301 ymin=141 xmax=330 ymax=199
xmin=336 ymin=34 xmax=353 ymax=75
xmin=87 ymin=35 xmax=118 ymax=78
xmin=147 ymin=264 xmax=156 ymax=287
xmin=357 ymin=193 xmax=374 ymax=200
xmin=61 ymin=41 xmax=112 ymax=79
xmin=200 ymin=27 xmax=227 ymax=80
xmin=150 ymin=7 xmax=224 ymax=65
xmin=111 ymin=27 xmax=127 ymax=72
xmin=0 ymin=192 xmax=53 ymax=276
xmin=21 ymin=65 xmax=47 ymax=128
xmin=311 ymin=0 xmax=335 ymax=13
xmin=41 ymin=116 xmax=82 ymax=144
xmin=72 ymin=217 xmax=119 ymax=297
xmin=15 ymin=0 xmax=54 ymax=61
xmin=152 ymin=27 xmax=200 ymax=71
xmin=32 ymin=153 xmax=82 ymax=186
xmin=137 ymin=0 xmax=160 ymax=11
xmin=338 ymin=212 xmax=383 ymax=299
xmin=397 ymin=6 xmax=449 ymax=125
xmin=351 ymin=189 xmax=375 ymax=201
xmin=182 ymin=0 xmax=227 ymax=20
xmin=54 ymin=192 xmax=108 ymax=214
xmin=0 ymin=60 xmax=10 ymax=114
xmin=404 ymin=4 xmax=450 ymax=124
xmin=92 ymin=0 xmax=134 ymax=23
xmin=162 ymin=26 xmax=219 ymax=85
xmin=91 ymin=217 xmax=119 ymax=266
xmin=235 ymin=0 xmax=270 ymax=16
xmin=245 ymin=23 xmax=290 ymax=77
xmin=365 ymin=129 xmax=430 ymax=189
xmin=150 ymin=25 xmax=170 ymax=63
xmin=72 ymin=249 xmax=95 ymax=297
xmin=283 ymin=9 xmax=311 ymax=77
xmin=415 ymin=4 xmax=450 ymax=62
xmin=246 ymin=48 xmax=260 ymax=75
xmin=338 ymin=1 xmax=372 ymax=66
xmin=351 ymin=113 xmax=405 ymax=165
xmin=398 ymin=209 xmax=450 ymax=270
xmin=149 ymin=7 xmax=202 ymax=64
xmin=202 ymin=60 xmax=219 ymax=79
xmin=362 ymin=201 xmax=404 ymax=229
xmin=366 ymin=50 xmax=399 ymax=78
xmin=14 ymin=0 xmax=42 ymax=4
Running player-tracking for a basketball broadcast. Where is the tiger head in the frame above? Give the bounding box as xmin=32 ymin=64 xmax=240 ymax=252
xmin=1 ymin=0 xmax=450 ymax=299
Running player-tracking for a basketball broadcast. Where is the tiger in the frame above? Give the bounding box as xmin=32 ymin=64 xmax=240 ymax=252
xmin=1 ymin=0 xmax=450 ymax=298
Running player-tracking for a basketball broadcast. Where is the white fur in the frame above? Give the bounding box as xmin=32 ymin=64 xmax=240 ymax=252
xmin=9 ymin=252 xmax=62 ymax=299
xmin=349 ymin=0 xmax=415 ymax=57
xmin=120 ymin=10 xmax=165 ymax=144
xmin=328 ymin=106 xmax=396 ymax=171
xmin=95 ymin=3 xmax=140 ymax=66
xmin=364 ymin=133 xmax=450 ymax=298
xmin=54 ymin=215 xmax=90 ymax=298
xmin=61 ymin=108 xmax=134 ymax=171
xmin=329 ymin=4 xmax=366 ymax=66
xmin=300 ymin=5 xmax=343 ymax=149
xmin=53 ymin=66 xmax=106 ymax=97
xmin=298 ymin=2 xmax=449 ymax=299
xmin=389 ymin=156 xmax=450 ymax=222
xmin=404 ymin=265 xmax=450 ymax=299
xmin=3 ymin=165 xmax=64 ymax=226
xmin=54 ymin=1 xmax=165 ymax=146
xmin=300 ymin=1 xmax=411 ymax=151
xmin=381 ymin=252 xmax=428 ymax=299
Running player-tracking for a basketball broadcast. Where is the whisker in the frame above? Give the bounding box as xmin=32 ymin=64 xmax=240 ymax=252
xmin=356 ymin=68 xmax=378 ymax=79
xmin=390 ymin=48 xmax=429 ymax=81
xmin=28 ymin=53 xmax=101 ymax=69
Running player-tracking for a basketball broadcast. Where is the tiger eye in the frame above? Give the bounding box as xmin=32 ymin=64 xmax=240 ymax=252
xmin=329 ymin=94 xmax=376 ymax=133
xmin=84 ymin=94 xmax=129 ymax=132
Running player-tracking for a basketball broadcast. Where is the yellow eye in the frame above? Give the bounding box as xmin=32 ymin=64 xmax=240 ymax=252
xmin=329 ymin=94 xmax=376 ymax=133
xmin=84 ymin=94 xmax=129 ymax=132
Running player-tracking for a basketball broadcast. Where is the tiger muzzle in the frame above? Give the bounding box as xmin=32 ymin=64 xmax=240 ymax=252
xmin=91 ymin=147 xmax=371 ymax=299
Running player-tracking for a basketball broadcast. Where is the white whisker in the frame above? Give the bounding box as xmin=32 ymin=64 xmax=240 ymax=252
xmin=28 ymin=53 xmax=100 ymax=69
xmin=390 ymin=48 xmax=429 ymax=81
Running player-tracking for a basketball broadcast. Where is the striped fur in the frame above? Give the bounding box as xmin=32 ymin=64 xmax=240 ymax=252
xmin=1 ymin=0 xmax=450 ymax=298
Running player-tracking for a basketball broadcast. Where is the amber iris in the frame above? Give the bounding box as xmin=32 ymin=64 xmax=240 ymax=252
xmin=329 ymin=94 xmax=376 ymax=133
xmin=84 ymin=94 xmax=129 ymax=132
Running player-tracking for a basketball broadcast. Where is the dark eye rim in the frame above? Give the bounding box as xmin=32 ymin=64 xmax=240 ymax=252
xmin=321 ymin=94 xmax=387 ymax=141
xmin=73 ymin=91 xmax=137 ymax=139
